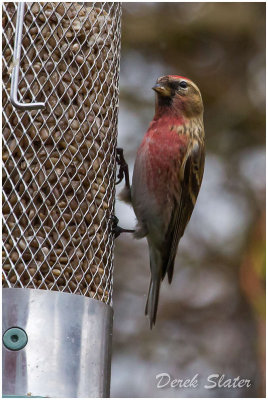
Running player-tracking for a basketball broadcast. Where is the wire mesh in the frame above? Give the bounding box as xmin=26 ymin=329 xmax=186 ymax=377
xmin=2 ymin=2 xmax=122 ymax=304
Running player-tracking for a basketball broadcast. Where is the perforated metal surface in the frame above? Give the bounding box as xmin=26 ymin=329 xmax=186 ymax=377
xmin=2 ymin=2 xmax=122 ymax=304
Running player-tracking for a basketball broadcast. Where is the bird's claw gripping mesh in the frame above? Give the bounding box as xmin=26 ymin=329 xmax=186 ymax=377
xmin=2 ymin=2 xmax=122 ymax=304
xmin=115 ymin=147 xmax=130 ymax=187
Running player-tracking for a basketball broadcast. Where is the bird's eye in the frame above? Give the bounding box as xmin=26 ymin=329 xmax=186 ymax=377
xmin=179 ymin=81 xmax=187 ymax=89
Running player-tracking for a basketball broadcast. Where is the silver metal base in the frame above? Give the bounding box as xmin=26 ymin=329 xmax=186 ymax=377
xmin=2 ymin=288 xmax=113 ymax=397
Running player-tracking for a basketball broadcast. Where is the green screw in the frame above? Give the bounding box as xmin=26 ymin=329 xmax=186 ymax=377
xmin=3 ymin=327 xmax=28 ymax=351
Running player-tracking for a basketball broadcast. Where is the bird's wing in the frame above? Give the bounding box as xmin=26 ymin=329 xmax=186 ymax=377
xmin=162 ymin=138 xmax=205 ymax=282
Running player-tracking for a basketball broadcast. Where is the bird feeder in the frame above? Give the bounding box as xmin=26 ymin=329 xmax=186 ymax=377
xmin=2 ymin=2 xmax=121 ymax=397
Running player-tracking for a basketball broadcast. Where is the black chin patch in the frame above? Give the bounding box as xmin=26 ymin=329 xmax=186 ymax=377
xmin=156 ymin=80 xmax=179 ymax=107
xmin=158 ymin=95 xmax=172 ymax=107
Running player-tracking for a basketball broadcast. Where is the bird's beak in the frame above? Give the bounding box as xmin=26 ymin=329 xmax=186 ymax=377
xmin=152 ymin=83 xmax=171 ymax=97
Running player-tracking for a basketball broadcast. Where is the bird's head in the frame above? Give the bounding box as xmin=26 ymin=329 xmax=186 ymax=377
xmin=153 ymin=75 xmax=203 ymax=119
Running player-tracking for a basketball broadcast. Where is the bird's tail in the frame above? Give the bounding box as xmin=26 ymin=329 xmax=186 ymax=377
xmin=145 ymin=276 xmax=161 ymax=329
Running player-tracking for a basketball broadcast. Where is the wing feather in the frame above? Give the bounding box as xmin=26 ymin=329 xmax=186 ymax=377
xmin=162 ymin=139 xmax=205 ymax=282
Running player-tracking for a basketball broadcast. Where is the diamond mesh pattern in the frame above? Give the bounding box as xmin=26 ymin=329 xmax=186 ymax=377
xmin=2 ymin=2 xmax=122 ymax=304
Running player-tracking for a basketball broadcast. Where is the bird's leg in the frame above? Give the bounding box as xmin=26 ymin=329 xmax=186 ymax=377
xmin=111 ymin=215 xmax=135 ymax=239
xmin=115 ymin=147 xmax=130 ymax=188
xmin=113 ymin=149 xmax=133 ymax=237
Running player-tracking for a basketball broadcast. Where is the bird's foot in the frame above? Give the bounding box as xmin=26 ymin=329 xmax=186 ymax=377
xmin=111 ymin=215 xmax=135 ymax=238
xmin=115 ymin=147 xmax=130 ymax=188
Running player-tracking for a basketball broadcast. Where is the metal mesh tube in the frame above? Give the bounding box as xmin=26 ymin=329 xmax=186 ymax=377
xmin=2 ymin=2 xmax=122 ymax=304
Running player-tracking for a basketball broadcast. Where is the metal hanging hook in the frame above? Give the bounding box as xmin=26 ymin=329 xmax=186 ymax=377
xmin=10 ymin=2 xmax=46 ymax=110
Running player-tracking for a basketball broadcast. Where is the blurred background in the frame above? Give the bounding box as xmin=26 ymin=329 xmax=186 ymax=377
xmin=111 ymin=3 xmax=265 ymax=398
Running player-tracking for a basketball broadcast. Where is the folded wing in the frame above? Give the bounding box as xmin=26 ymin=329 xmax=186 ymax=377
xmin=162 ymin=138 xmax=205 ymax=283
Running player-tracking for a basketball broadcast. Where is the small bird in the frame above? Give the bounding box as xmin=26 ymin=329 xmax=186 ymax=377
xmin=121 ymin=75 xmax=205 ymax=328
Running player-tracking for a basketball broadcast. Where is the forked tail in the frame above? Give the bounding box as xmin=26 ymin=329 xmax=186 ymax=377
xmin=145 ymin=277 xmax=161 ymax=329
